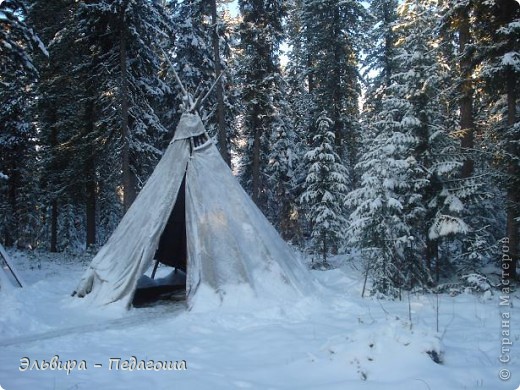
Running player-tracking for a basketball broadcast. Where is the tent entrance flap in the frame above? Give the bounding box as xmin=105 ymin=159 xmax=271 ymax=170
xmin=154 ymin=175 xmax=187 ymax=272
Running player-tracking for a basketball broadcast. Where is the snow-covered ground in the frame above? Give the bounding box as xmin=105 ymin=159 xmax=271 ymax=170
xmin=0 ymin=250 xmax=518 ymax=390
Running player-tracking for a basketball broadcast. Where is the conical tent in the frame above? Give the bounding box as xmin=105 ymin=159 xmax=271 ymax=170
xmin=74 ymin=113 xmax=313 ymax=308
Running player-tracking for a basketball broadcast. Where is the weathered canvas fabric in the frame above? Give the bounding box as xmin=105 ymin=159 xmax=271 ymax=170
xmin=74 ymin=113 xmax=313 ymax=308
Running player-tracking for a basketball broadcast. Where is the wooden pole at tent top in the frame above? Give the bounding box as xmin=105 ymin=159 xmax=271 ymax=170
xmin=161 ymin=48 xmax=224 ymax=114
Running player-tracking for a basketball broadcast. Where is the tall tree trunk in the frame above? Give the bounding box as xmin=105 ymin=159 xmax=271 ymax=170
xmin=307 ymin=55 xmax=314 ymax=93
xmin=5 ymin=171 xmax=17 ymax=247
xmin=50 ymin=199 xmax=58 ymax=252
xmin=416 ymin=103 xmax=438 ymax=277
xmin=50 ymin=122 xmax=58 ymax=252
xmin=251 ymin=111 xmax=262 ymax=206
xmin=119 ymin=13 xmax=136 ymax=211
xmin=322 ymin=231 xmax=328 ymax=264
xmin=47 ymin=116 xmax=59 ymax=252
xmin=85 ymin=100 xmax=96 ymax=248
xmin=383 ymin=3 xmax=394 ymax=90
xmin=85 ymin=168 xmax=96 ymax=248
xmin=210 ymin=0 xmax=230 ymax=166
xmin=506 ymin=67 xmax=518 ymax=281
xmin=332 ymin=6 xmax=342 ymax=151
xmin=459 ymin=8 xmax=475 ymax=178
xmin=426 ymin=238 xmax=439 ymax=282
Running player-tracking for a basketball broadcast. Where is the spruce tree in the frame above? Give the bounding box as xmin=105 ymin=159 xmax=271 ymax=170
xmin=172 ymin=1 xmax=214 ymax=112
xmin=300 ymin=0 xmax=368 ymax=173
xmin=28 ymin=0 xmax=91 ymax=251
xmin=363 ymin=0 xmax=399 ymax=114
xmin=347 ymin=102 xmax=421 ymax=296
xmin=172 ymin=0 xmax=233 ymax=163
xmin=478 ymin=0 xmax=520 ymax=281
xmin=284 ymin=0 xmax=317 ymax=245
xmin=76 ymin=0 xmax=175 ymax=211
xmin=266 ymin=81 xmax=299 ymax=240
xmin=300 ymin=113 xmax=349 ymax=267
xmin=237 ymin=0 xmax=287 ymax=212
xmin=393 ymin=0 xmax=473 ymax=281
xmin=435 ymin=0 xmax=500 ymax=276
xmin=0 ymin=0 xmax=45 ymax=81
xmin=28 ymin=0 xmax=175 ymax=250
xmin=0 ymin=0 xmax=46 ymax=246
xmin=350 ymin=0 xmax=480 ymax=293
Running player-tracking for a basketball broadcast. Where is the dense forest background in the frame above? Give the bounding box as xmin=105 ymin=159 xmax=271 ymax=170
xmin=1 ymin=0 xmax=519 ymax=296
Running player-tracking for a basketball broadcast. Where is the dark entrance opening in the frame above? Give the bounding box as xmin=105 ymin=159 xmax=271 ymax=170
xmin=132 ymin=175 xmax=187 ymax=307
xmin=155 ymin=175 xmax=187 ymax=272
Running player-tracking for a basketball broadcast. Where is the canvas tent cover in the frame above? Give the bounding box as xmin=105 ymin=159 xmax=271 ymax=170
xmin=74 ymin=113 xmax=313 ymax=308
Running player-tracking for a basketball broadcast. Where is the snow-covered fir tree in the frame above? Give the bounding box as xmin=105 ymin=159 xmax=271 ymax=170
xmin=266 ymin=83 xmax=299 ymax=241
xmin=300 ymin=113 xmax=349 ymax=267
xmin=392 ymin=0 xmax=477 ymax=280
xmin=349 ymin=0 xmax=480 ymax=294
xmin=434 ymin=0 xmax=502 ymax=276
xmin=23 ymin=0 xmax=176 ymax=250
xmin=0 ymin=0 xmax=45 ymax=81
xmin=285 ymin=0 xmax=318 ymax=245
xmin=347 ymin=102 xmax=422 ymax=296
xmin=170 ymin=0 xmax=235 ymax=163
xmin=363 ymin=0 xmax=399 ymax=114
xmin=359 ymin=0 xmax=399 ymax=176
xmin=477 ymin=0 xmax=520 ymax=281
xmin=27 ymin=0 xmax=94 ymax=251
xmin=76 ymin=0 xmax=175 ymax=212
xmin=300 ymin=0 xmax=368 ymax=174
xmin=438 ymin=0 xmax=482 ymax=179
xmin=237 ymin=0 xmax=287 ymax=212
xmin=0 ymin=0 xmax=46 ymax=247
xmin=172 ymin=0 xmax=213 ymax=91
xmin=171 ymin=1 xmax=213 ymax=122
